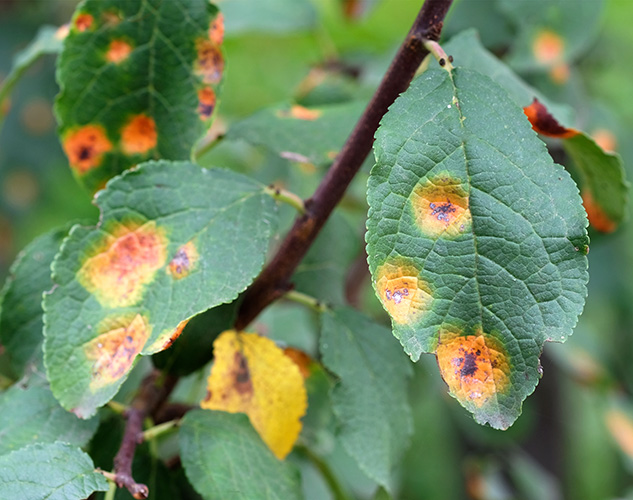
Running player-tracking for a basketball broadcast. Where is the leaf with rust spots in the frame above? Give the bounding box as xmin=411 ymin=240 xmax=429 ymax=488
xmin=523 ymin=98 xmax=579 ymax=139
xmin=367 ymin=67 xmax=588 ymax=428
xmin=56 ymin=0 xmax=224 ymax=192
xmin=201 ymin=330 xmax=307 ymax=460
xmin=44 ymin=161 xmax=278 ymax=417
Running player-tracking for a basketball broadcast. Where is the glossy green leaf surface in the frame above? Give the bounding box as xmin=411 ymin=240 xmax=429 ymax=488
xmin=0 ymin=226 xmax=67 ymax=376
xmin=320 ymin=307 xmax=412 ymax=487
xmin=180 ymin=410 xmax=302 ymax=500
xmin=0 ymin=384 xmax=98 ymax=455
xmin=0 ymin=442 xmax=108 ymax=500
xmin=366 ymin=67 xmax=589 ymax=428
xmin=56 ymin=0 xmax=223 ymax=192
xmin=44 ymin=161 xmax=278 ymax=417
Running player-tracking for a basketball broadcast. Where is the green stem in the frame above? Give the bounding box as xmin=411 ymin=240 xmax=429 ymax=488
xmin=142 ymin=418 xmax=181 ymax=441
xmin=104 ymin=480 xmax=116 ymax=500
xmin=297 ymin=445 xmax=353 ymax=500
xmin=422 ymin=39 xmax=454 ymax=71
xmin=194 ymin=133 xmax=225 ymax=160
xmin=284 ymin=290 xmax=328 ymax=313
xmin=264 ymin=185 xmax=306 ymax=214
xmin=107 ymin=400 xmax=127 ymax=415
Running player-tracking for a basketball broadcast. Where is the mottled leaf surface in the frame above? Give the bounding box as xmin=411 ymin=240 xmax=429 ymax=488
xmin=320 ymin=307 xmax=412 ymax=488
xmin=0 ymin=226 xmax=68 ymax=376
xmin=0 ymin=384 xmax=98 ymax=455
xmin=180 ymin=410 xmax=302 ymax=500
xmin=44 ymin=161 xmax=277 ymax=417
xmin=366 ymin=67 xmax=589 ymax=428
xmin=0 ymin=442 xmax=108 ymax=500
xmin=56 ymin=0 xmax=224 ymax=191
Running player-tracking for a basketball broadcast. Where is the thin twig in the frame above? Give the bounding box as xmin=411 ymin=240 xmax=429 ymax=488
xmin=235 ymin=0 xmax=454 ymax=329
xmin=284 ymin=290 xmax=328 ymax=313
xmin=264 ymin=184 xmax=306 ymax=214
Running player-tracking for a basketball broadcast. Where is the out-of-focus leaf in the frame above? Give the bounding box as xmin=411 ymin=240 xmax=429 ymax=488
xmin=0 ymin=225 xmax=67 ymax=376
xmin=44 ymin=161 xmax=278 ymax=417
xmin=509 ymin=453 xmax=562 ymax=500
xmin=220 ymin=0 xmax=316 ymax=34
xmin=443 ymin=0 xmax=513 ymax=50
xmin=320 ymin=307 xmax=412 ymax=488
xmin=180 ymin=410 xmax=302 ymax=499
xmin=0 ymin=442 xmax=108 ymax=500
xmin=367 ymin=67 xmax=588 ymax=428
xmin=56 ymin=0 xmax=223 ymax=192
xmin=201 ymin=330 xmax=307 ymax=459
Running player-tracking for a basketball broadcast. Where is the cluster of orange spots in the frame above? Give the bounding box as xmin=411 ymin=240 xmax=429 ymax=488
xmin=78 ymin=221 xmax=168 ymax=307
xmin=523 ymin=98 xmax=579 ymax=139
xmin=195 ymin=39 xmax=224 ymax=84
xmin=167 ymin=241 xmax=199 ymax=280
xmin=606 ymin=409 xmax=633 ymax=459
xmin=146 ymin=319 xmax=190 ymax=353
xmin=410 ymin=174 xmax=471 ymax=238
xmin=582 ymin=190 xmax=616 ymax=233
xmin=592 ymin=128 xmax=618 ymax=153
xmin=532 ymin=30 xmax=569 ymax=84
xmin=121 ymin=114 xmax=157 ymax=155
xmin=74 ymin=13 xmax=94 ymax=32
xmin=197 ymin=87 xmax=216 ymax=121
xmin=277 ymin=105 xmax=322 ymax=121
xmin=283 ymin=347 xmax=312 ymax=379
xmin=208 ymin=13 xmax=224 ymax=46
xmin=84 ymin=314 xmax=150 ymax=390
xmin=375 ymin=260 xmax=432 ymax=325
xmin=435 ymin=330 xmax=510 ymax=408
xmin=106 ymin=39 xmax=133 ymax=64
xmin=62 ymin=124 xmax=113 ymax=174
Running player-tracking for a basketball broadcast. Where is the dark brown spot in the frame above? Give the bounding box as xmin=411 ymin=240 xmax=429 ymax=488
xmin=233 ymin=351 xmax=253 ymax=395
xmin=460 ymin=351 xmax=479 ymax=377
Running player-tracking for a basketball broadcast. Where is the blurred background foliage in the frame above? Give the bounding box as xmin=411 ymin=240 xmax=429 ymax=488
xmin=1 ymin=0 xmax=633 ymax=499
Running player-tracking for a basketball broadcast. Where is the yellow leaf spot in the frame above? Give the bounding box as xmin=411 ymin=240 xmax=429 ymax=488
xmin=195 ymin=39 xmax=224 ymax=84
xmin=606 ymin=409 xmax=633 ymax=459
xmin=582 ymin=190 xmax=616 ymax=233
xmin=55 ymin=24 xmax=70 ymax=40
xmin=592 ymin=128 xmax=617 ymax=153
xmin=121 ymin=114 xmax=157 ymax=155
xmin=201 ymin=330 xmax=307 ymax=459
xmin=533 ymin=30 xmax=564 ymax=65
xmin=277 ymin=105 xmax=322 ymax=121
xmin=410 ymin=174 xmax=471 ymax=238
xmin=78 ymin=220 xmax=168 ymax=307
xmin=209 ymin=13 xmax=224 ymax=46
xmin=167 ymin=241 xmax=199 ymax=280
xmin=375 ymin=259 xmax=432 ymax=325
xmin=85 ymin=314 xmax=150 ymax=390
xmin=62 ymin=124 xmax=113 ymax=174
xmin=549 ymin=62 xmax=570 ymax=85
xmin=106 ymin=39 xmax=133 ymax=64
xmin=436 ymin=330 xmax=510 ymax=408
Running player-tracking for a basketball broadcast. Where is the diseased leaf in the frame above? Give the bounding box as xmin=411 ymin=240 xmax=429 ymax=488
xmin=56 ymin=0 xmax=224 ymax=192
xmin=320 ymin=307 xmax=412 ymax=488
xmin=0 ymin=226 xmax=69 ymax=376
xmin=220 ymin=0 xmax=316 ymax=34
xmin=366 ymin=67 xmax=589 ymax=428
xmin=0 ymin=442 xmax=108 ymax=500
xmin=201 ymin=330 xmax=307 ymax=459
xmin=180 ymin=410 xmax=302 ymax=499
xmin=0 ymin=384 xmax=98 ymax=456
xmin=44 ymin=161 xmax=278 ymax=417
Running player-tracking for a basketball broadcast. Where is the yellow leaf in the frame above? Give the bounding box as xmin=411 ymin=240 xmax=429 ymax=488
xmin=201 ymin=330 xmax=307 ymax=459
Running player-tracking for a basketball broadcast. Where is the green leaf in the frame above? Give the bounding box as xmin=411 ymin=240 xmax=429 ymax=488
xmin=180 ymin=410 xmax=302 ymax=500
xmin=220 ymin=0 xmax=316 ymax=34
xmin=0 ymin=226 xmax=68 ymax=377
xmin=320 ymin=307 xmax=412 ymax=488
xmin=0 ymin=384 xmax=98 ymax=456
xmin=227 ymin=101 xmax=365 ymax=167
xmin=56 ymin=0 xmax=224 ymax=192
xmin=0 ymin=442 xmax=108 ymax=500
xmin=44 ymin=161 xmax=278 ymax=417
xmin=366 ymin=67 xmax=589 ymax=429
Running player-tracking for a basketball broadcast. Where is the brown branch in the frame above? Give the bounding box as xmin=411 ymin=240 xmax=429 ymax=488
xmin=112 ymin=370 xmax=178 ymax=499
xmin=235 ymin=0 xmax=454 ymax=329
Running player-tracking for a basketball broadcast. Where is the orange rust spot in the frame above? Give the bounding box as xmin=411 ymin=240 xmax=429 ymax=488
xmin=195 ymin=39 xmax=224 ymax=84
xmin=582 ymin=190 xmax=616 ymax=233
xmin=106 ymin=39 xmax=133 ymax=64
xmin=284 ymin=348 xmax=312 ymax=379
xmin=121 ymin=114 xmax=157 ymax=155
xmin=411 ymin=174 xmax=471 ymax=238
xmin=62 ymin=124 xmax=113 ymax=174
xmin=592 ymin=128 xmax=617 ymax=153
xmin=102 ymin=10 xmax=123 ymax=27
xmin=375 ymin=259 xmax=432 ymax=325
xmin=606 ymin=409 xmax=633 ymax=459
xmin=209 ymin=13 xmax=224 ymax=46
xmin=147 ymin=319 xmax=190 ymax=352
xmin=197 ymin=87 xmax=216 ymax=120
xmin=85 ymin=314 xmax=150 ymax=389
xmin=277 ymin=105 xmax=322 ymax=121
xmin=74 ymin=13 xmax=94 ymax=32
xmin=523 ymin=98 xmax=579 ymax=139
xmin=549 ymin=62 xmax=570 ymax=85
xmin=533 ymin=30 xmax=564 ymax=65
xmin=436 ymin=330 xmax=511 ymax=407
xmin=167 ymin=241 xmax=199 ymax=280
xmin=78 ymin=221 xmax=168 ymax=307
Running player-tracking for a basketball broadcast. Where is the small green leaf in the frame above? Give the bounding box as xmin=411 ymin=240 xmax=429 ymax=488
xmin=0 ymin=442 xmax=108 ymax=500
xmin=320 ymin=307 xmax=412 ymax=488
xmin=56 ymin=0 xmax=224 ymax=192
xmin=0 ymin=384 xmax=98 ymax=456
xmin=180 ymin=410 xmax=302 ymax=500
xmin=44 ymin=161 xmax=278 ymax=417
xmin=220 ymin=0 xmax=316 ymax=34
xmin=366 ymin=67 xmax=589 ymax=428
xmin=0 ymin=226 xmax=68 ymax=377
